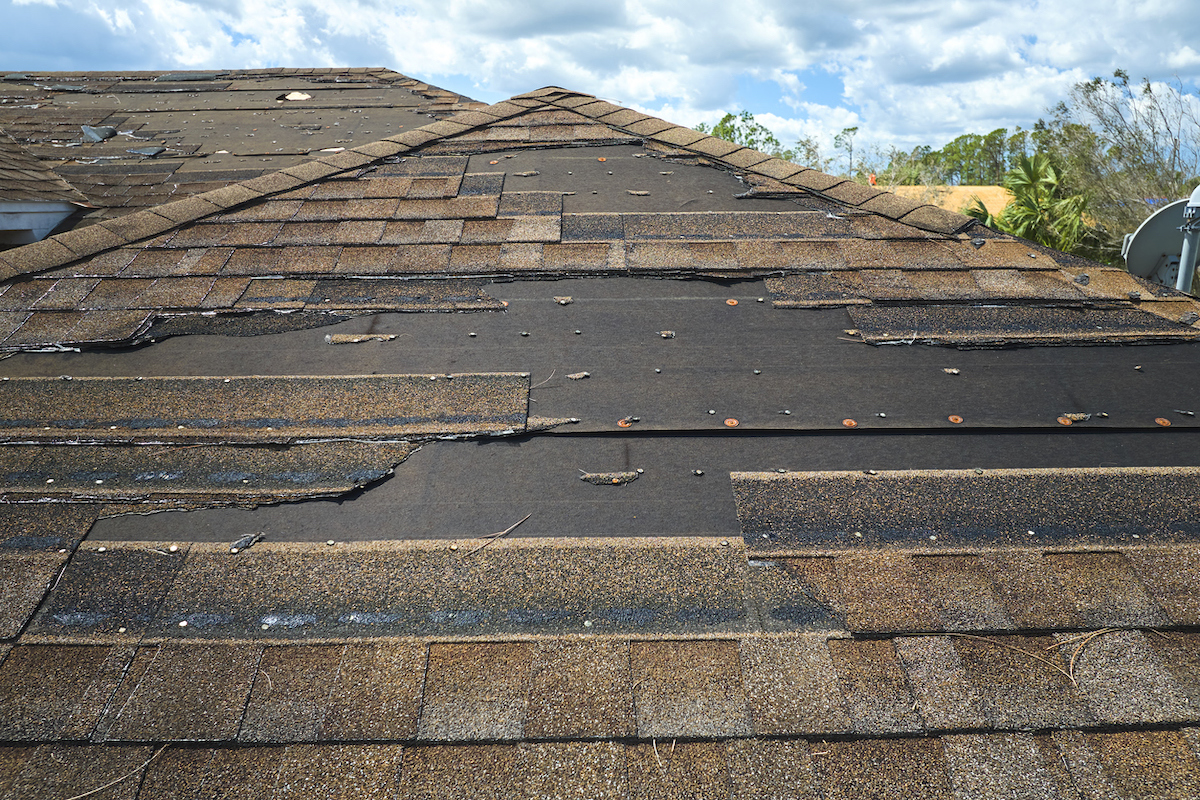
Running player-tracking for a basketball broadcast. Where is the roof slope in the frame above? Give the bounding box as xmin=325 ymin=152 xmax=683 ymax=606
xmin=1 ymin=84 xmax=1200 ymax=798
xmin=0 ymin=130 xmax=88 ymax=206
xmin=0 ymin=68 xmax=480 ymax=229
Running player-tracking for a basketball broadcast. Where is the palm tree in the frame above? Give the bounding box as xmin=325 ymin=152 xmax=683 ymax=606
xmin=966 ymin=154 xmax=1090 ymax=254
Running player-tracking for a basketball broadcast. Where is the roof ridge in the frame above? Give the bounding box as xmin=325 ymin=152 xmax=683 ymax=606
xmin=530 ymin=91 xmax=975 ymax=237
xmin=0 ymin=86 xmax=972 ymax=281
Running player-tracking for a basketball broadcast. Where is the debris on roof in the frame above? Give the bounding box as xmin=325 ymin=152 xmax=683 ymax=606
xmin=1 ymin=78 xmax=1200 ymax=797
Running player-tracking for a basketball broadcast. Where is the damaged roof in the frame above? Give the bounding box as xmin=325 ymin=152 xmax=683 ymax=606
xmin=0 ymin=67 xmax=480 ymax=233
xmin=1 ymin=79 xmax=1200 ymax=799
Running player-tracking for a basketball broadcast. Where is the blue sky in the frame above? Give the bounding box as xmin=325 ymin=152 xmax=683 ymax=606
xmin=7 ymin=0 xmax=1200 ymax=162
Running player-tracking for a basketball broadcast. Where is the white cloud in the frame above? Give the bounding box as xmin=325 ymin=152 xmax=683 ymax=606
xmin=14 ymin=0 xmax=1200 ymax=153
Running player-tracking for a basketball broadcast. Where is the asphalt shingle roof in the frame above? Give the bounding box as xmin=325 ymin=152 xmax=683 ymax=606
xmin=1 ymin=75 xmax=1200 ymax=798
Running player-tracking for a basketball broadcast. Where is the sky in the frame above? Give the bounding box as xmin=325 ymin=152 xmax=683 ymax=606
xmin=7 ymin=0 xmax=1200 ymax=163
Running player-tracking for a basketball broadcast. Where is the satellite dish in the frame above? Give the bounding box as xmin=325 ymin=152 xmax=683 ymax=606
xmin=1123 ymin=198 xmax=1188 ymax=288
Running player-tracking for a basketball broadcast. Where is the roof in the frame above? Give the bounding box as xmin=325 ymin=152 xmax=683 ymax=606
xmin=0 ymin=130 xmax=89 ymax=206
xmin=2 ymin=78 xmax=1200 ymax=799
xmin=0 ymin=67 xmax=480 ymax=230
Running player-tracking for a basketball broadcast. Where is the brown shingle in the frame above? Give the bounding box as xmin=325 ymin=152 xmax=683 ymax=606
xmin=397 ymin=744 xmax=520 ymax=800
xmin=4 ymin=237 xmax=76 ymax=275
xmin=822 ymin=180 xmax=883 ymax=206
xmin=525 ymin=640 xmax=634 ymax=739
xmin=626 ymin=741 xmax=730 ymax=800
xmin=0 ymin=645 xmax=133 ymax=740
xmin=952 ymin=634 xmax=1091 ymax=730
xmin=941 ymin=733 xmax=1078 ymax=800
xmin=827 ymin=638 xmax=922 ymax=734
xmin=788 ymin=169 xmax=856 ymax=193
xmin=893 ymin=636 xmax=986 ymax=730
xmin=418 ymin=642 xmax=532 ymax=741
xmin=34 ymin=278 xmax=100 ymax=309
xmin=913 ymin=555 xmax=1013 ymax=631
xmin=630 ymin=640 xmax=750 ymax=738
xmin=3 ymin=744 xmax=155 ymax=800
xmin=752 ymin=158 xmax=806 ymax=181
xmin=105 ymin=642 xmax=261 ymax=742
xmin=835 ymin=553 xmax=940 ymax=632
xmin=272 ymin=744 xmax=404 ymax=800
xmin=1125 ymin=546 xmax=1200 ymax=625
xmin=239 ymin=645 xmax=344 ymax=743
xmin=1043 ymin=552 xmax=1168 ymax=627
xmin=152 ymin=195 xmax=223 ymax=223
xmin=812 ymin=738 xmax=955 ymax=800
xmin=982 ymin=551 xmax=1085 ymax=629
xmin=738 ymin=636 xmax=851 ymax=735
xmin=449 ymin=244 xmax=502 ymax=273
xmin=321 ymin=642 xmax=427 ymax=740
xmin=1059 ymin=629 xmax=1195 ymax=725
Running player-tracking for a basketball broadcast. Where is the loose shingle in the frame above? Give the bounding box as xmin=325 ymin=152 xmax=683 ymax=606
xmin=0 ymin=373 xmax=529 ymax=443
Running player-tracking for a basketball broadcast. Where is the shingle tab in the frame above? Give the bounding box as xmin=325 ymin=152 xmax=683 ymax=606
xmin=738 ymin=636 xmax=850 ymax=735
xmin=0 ymin=645 xmax=133 ymax=741
xmin=631 ymin=640 xmax=750 ymax=738
xmin=105 ymin=642 xmax=261 ymax=741
xmin=418 ymin=642 xmax=532 ymax=741
xmin=525 ymin=640 xmax=634 ymax=739
xmin=827 ymin=638 xmax=923 ymax=734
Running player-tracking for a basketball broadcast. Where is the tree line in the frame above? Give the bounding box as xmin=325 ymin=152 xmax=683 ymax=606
xmin=696 ymin=71 xmax=1200 ymax=266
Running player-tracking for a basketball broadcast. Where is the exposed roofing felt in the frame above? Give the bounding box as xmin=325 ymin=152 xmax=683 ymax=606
xmin=1 ymin=79 xmax=1200 ymax=798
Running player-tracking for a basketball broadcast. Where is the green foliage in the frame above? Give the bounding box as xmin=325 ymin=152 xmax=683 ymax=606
xmin=966 ymin=154 xmax=1091 ymax=254
xmin=695 ymin=111 xmax=795 ymax=160
xmin=834 ymin=126 xmax=858 ymax=174
xmin=1034 ymin=71 xmax=1200 ymax=263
